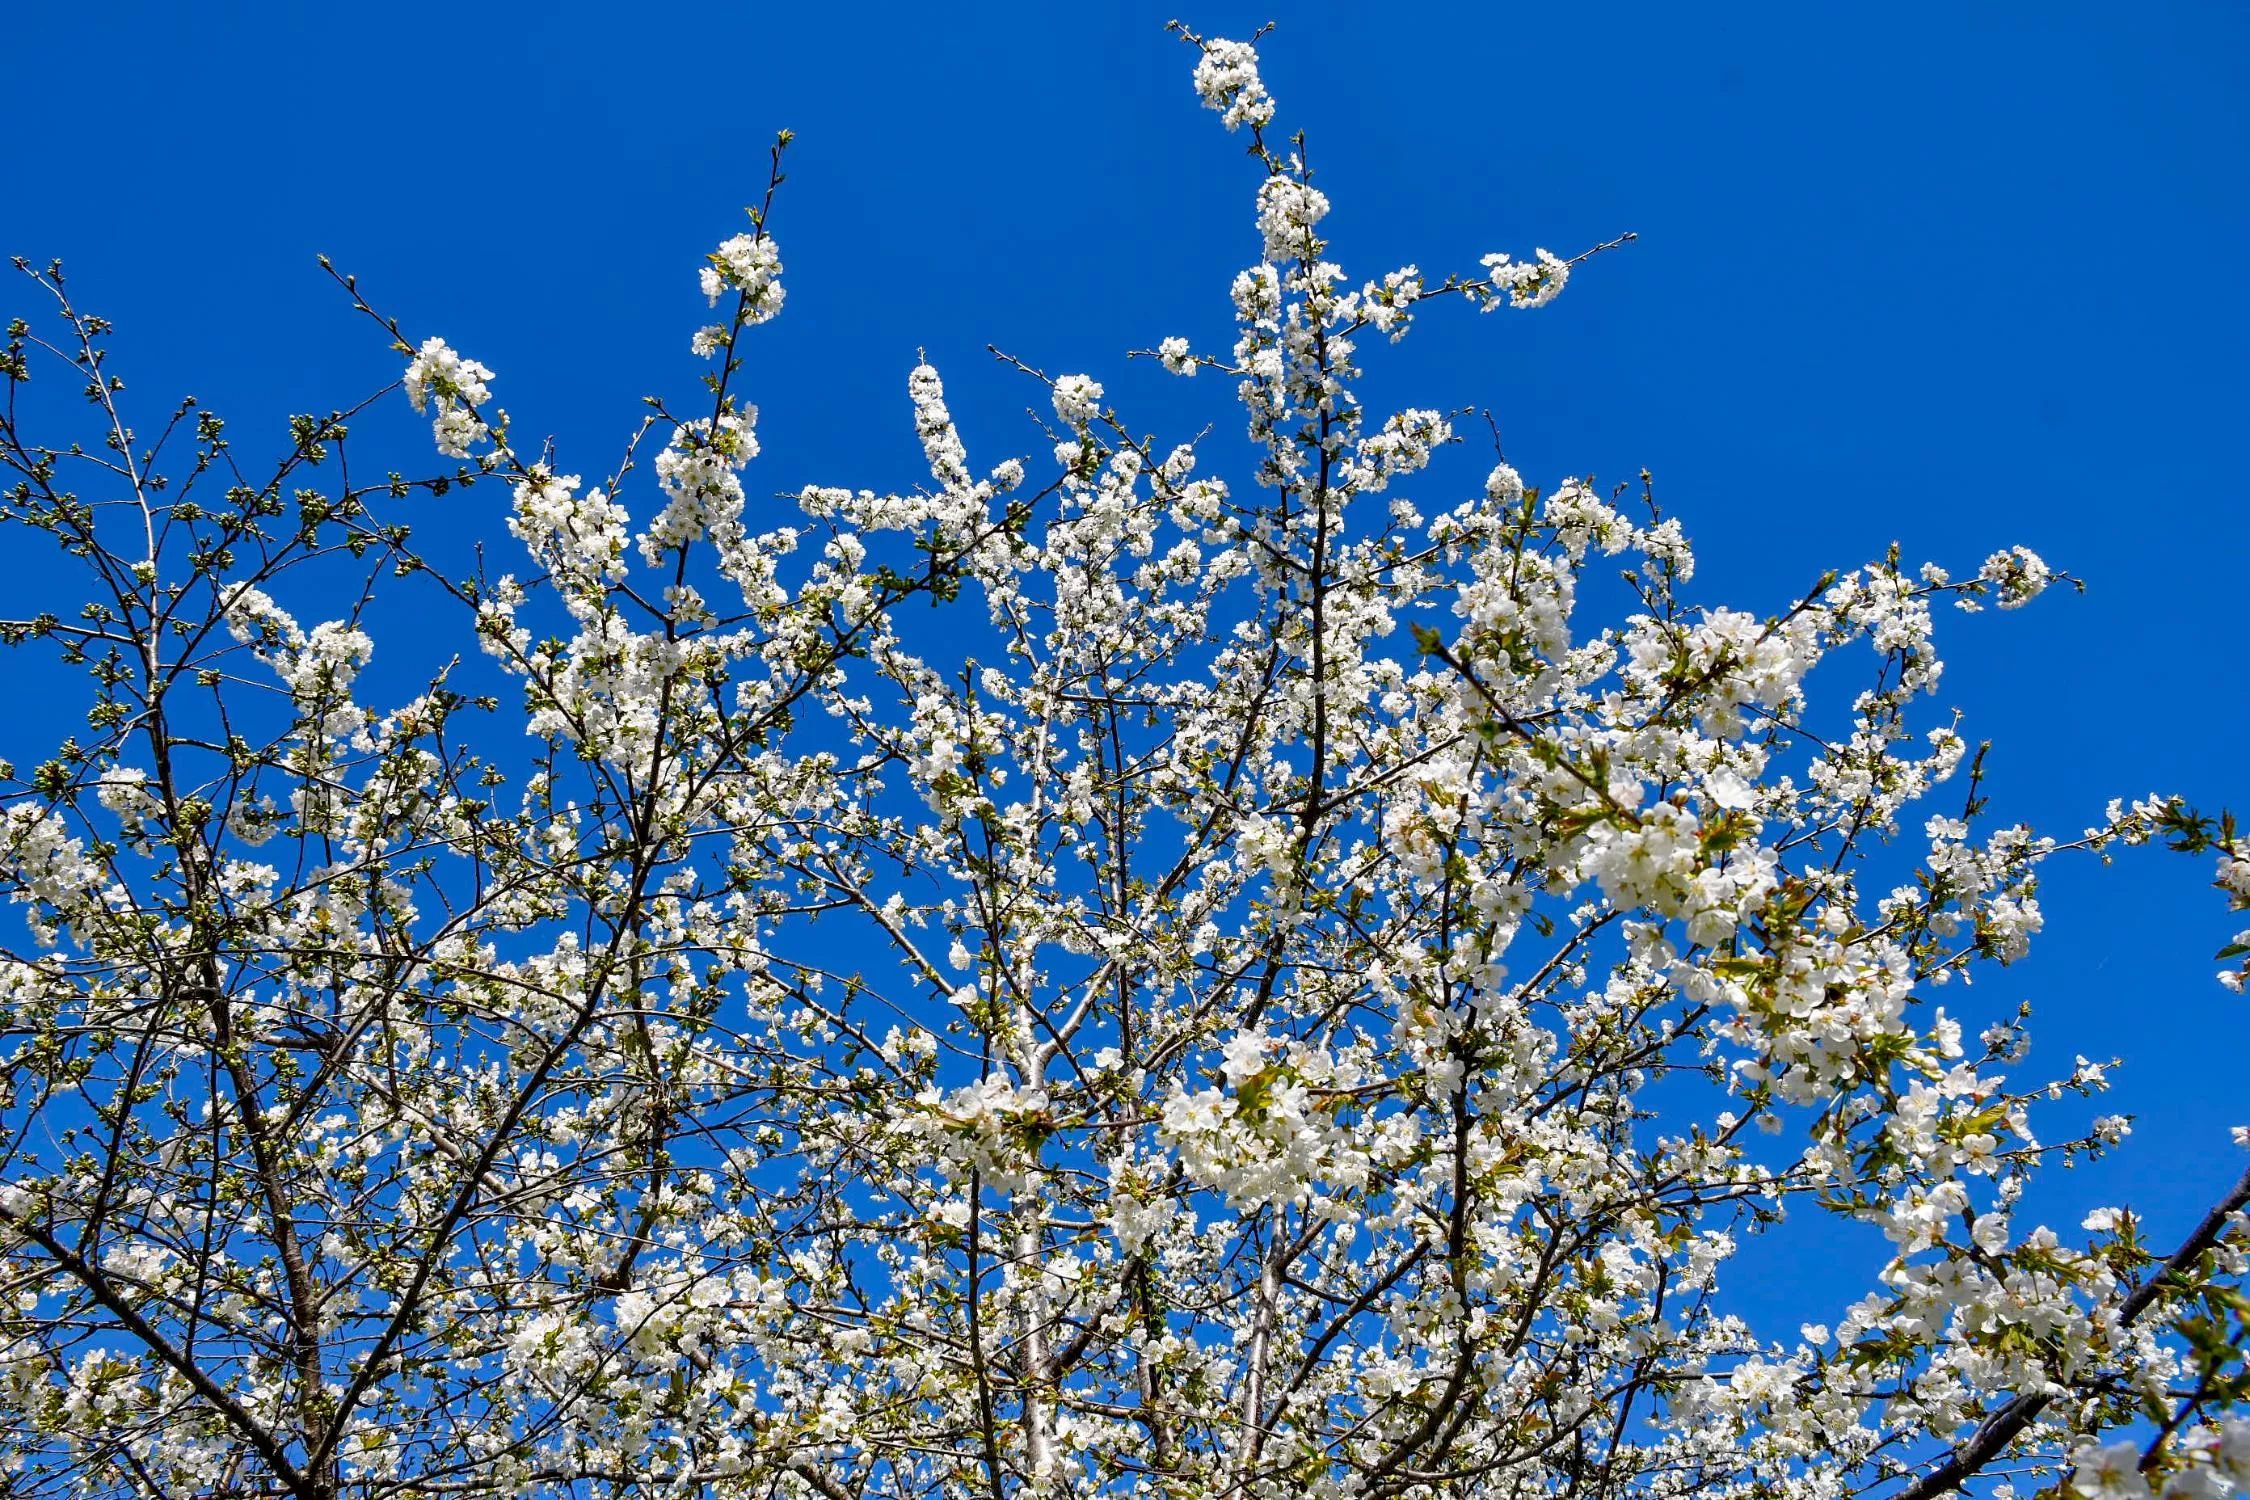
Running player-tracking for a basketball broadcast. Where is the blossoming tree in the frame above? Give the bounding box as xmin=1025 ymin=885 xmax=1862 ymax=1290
xmin=0 ymin=27 xmax=2245 ymax=1500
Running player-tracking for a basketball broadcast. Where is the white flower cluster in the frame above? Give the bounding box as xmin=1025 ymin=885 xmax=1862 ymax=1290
xmin=2219 ymin=850 xmax=2250 ymax=992
xmin=219 ymin=585 xmax=375 ymax=742
xmin=897 ymin=1076 xmax=1053 ymax=1192
xmin=1050 ymin=373 xmax=1104 ymax=429
xmin=401 ymin=335 xmax=496 ymax=457
xmin=644 ymin=410 xmax=759 ymax=563
xmin=699 ymin=230 xmax=784 ymax=321
xmin=909 ymin=362 xmax=971 ymax=491
xmin=1255 ymin=175 xmax=1331 ymax=264
xmin=1976 ymin=543 xmax=2054 ymax=609
xmin=505 ymin=467 xmax=629 ymax=613
xmin=0 ymin=805 xmax=101 ymax=943
xmin=1479 ymin=248 xmax=1571 ymax=310
xmin=1191 ymin=36 xmax=1274 ymax=132
xmin=2070 ymin=1422 xmax=2250 ymax=1499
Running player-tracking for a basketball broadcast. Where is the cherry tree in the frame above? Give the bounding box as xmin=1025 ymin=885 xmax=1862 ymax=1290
xmin=0 ymin=26 xmax=2245 ymax=1500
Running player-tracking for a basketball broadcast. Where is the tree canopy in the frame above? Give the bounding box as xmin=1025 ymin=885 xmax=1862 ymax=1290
xmin=0 ymin=27 xmax=2244 ymax=1500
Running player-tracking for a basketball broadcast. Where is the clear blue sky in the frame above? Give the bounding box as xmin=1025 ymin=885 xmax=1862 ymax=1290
xmin=3 ymin=2 xmax=2244 ymax=1316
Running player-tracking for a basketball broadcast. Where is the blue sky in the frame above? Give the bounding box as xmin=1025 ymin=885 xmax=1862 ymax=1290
xmin=3 ymin=1 xmax=2245 ymax=1322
